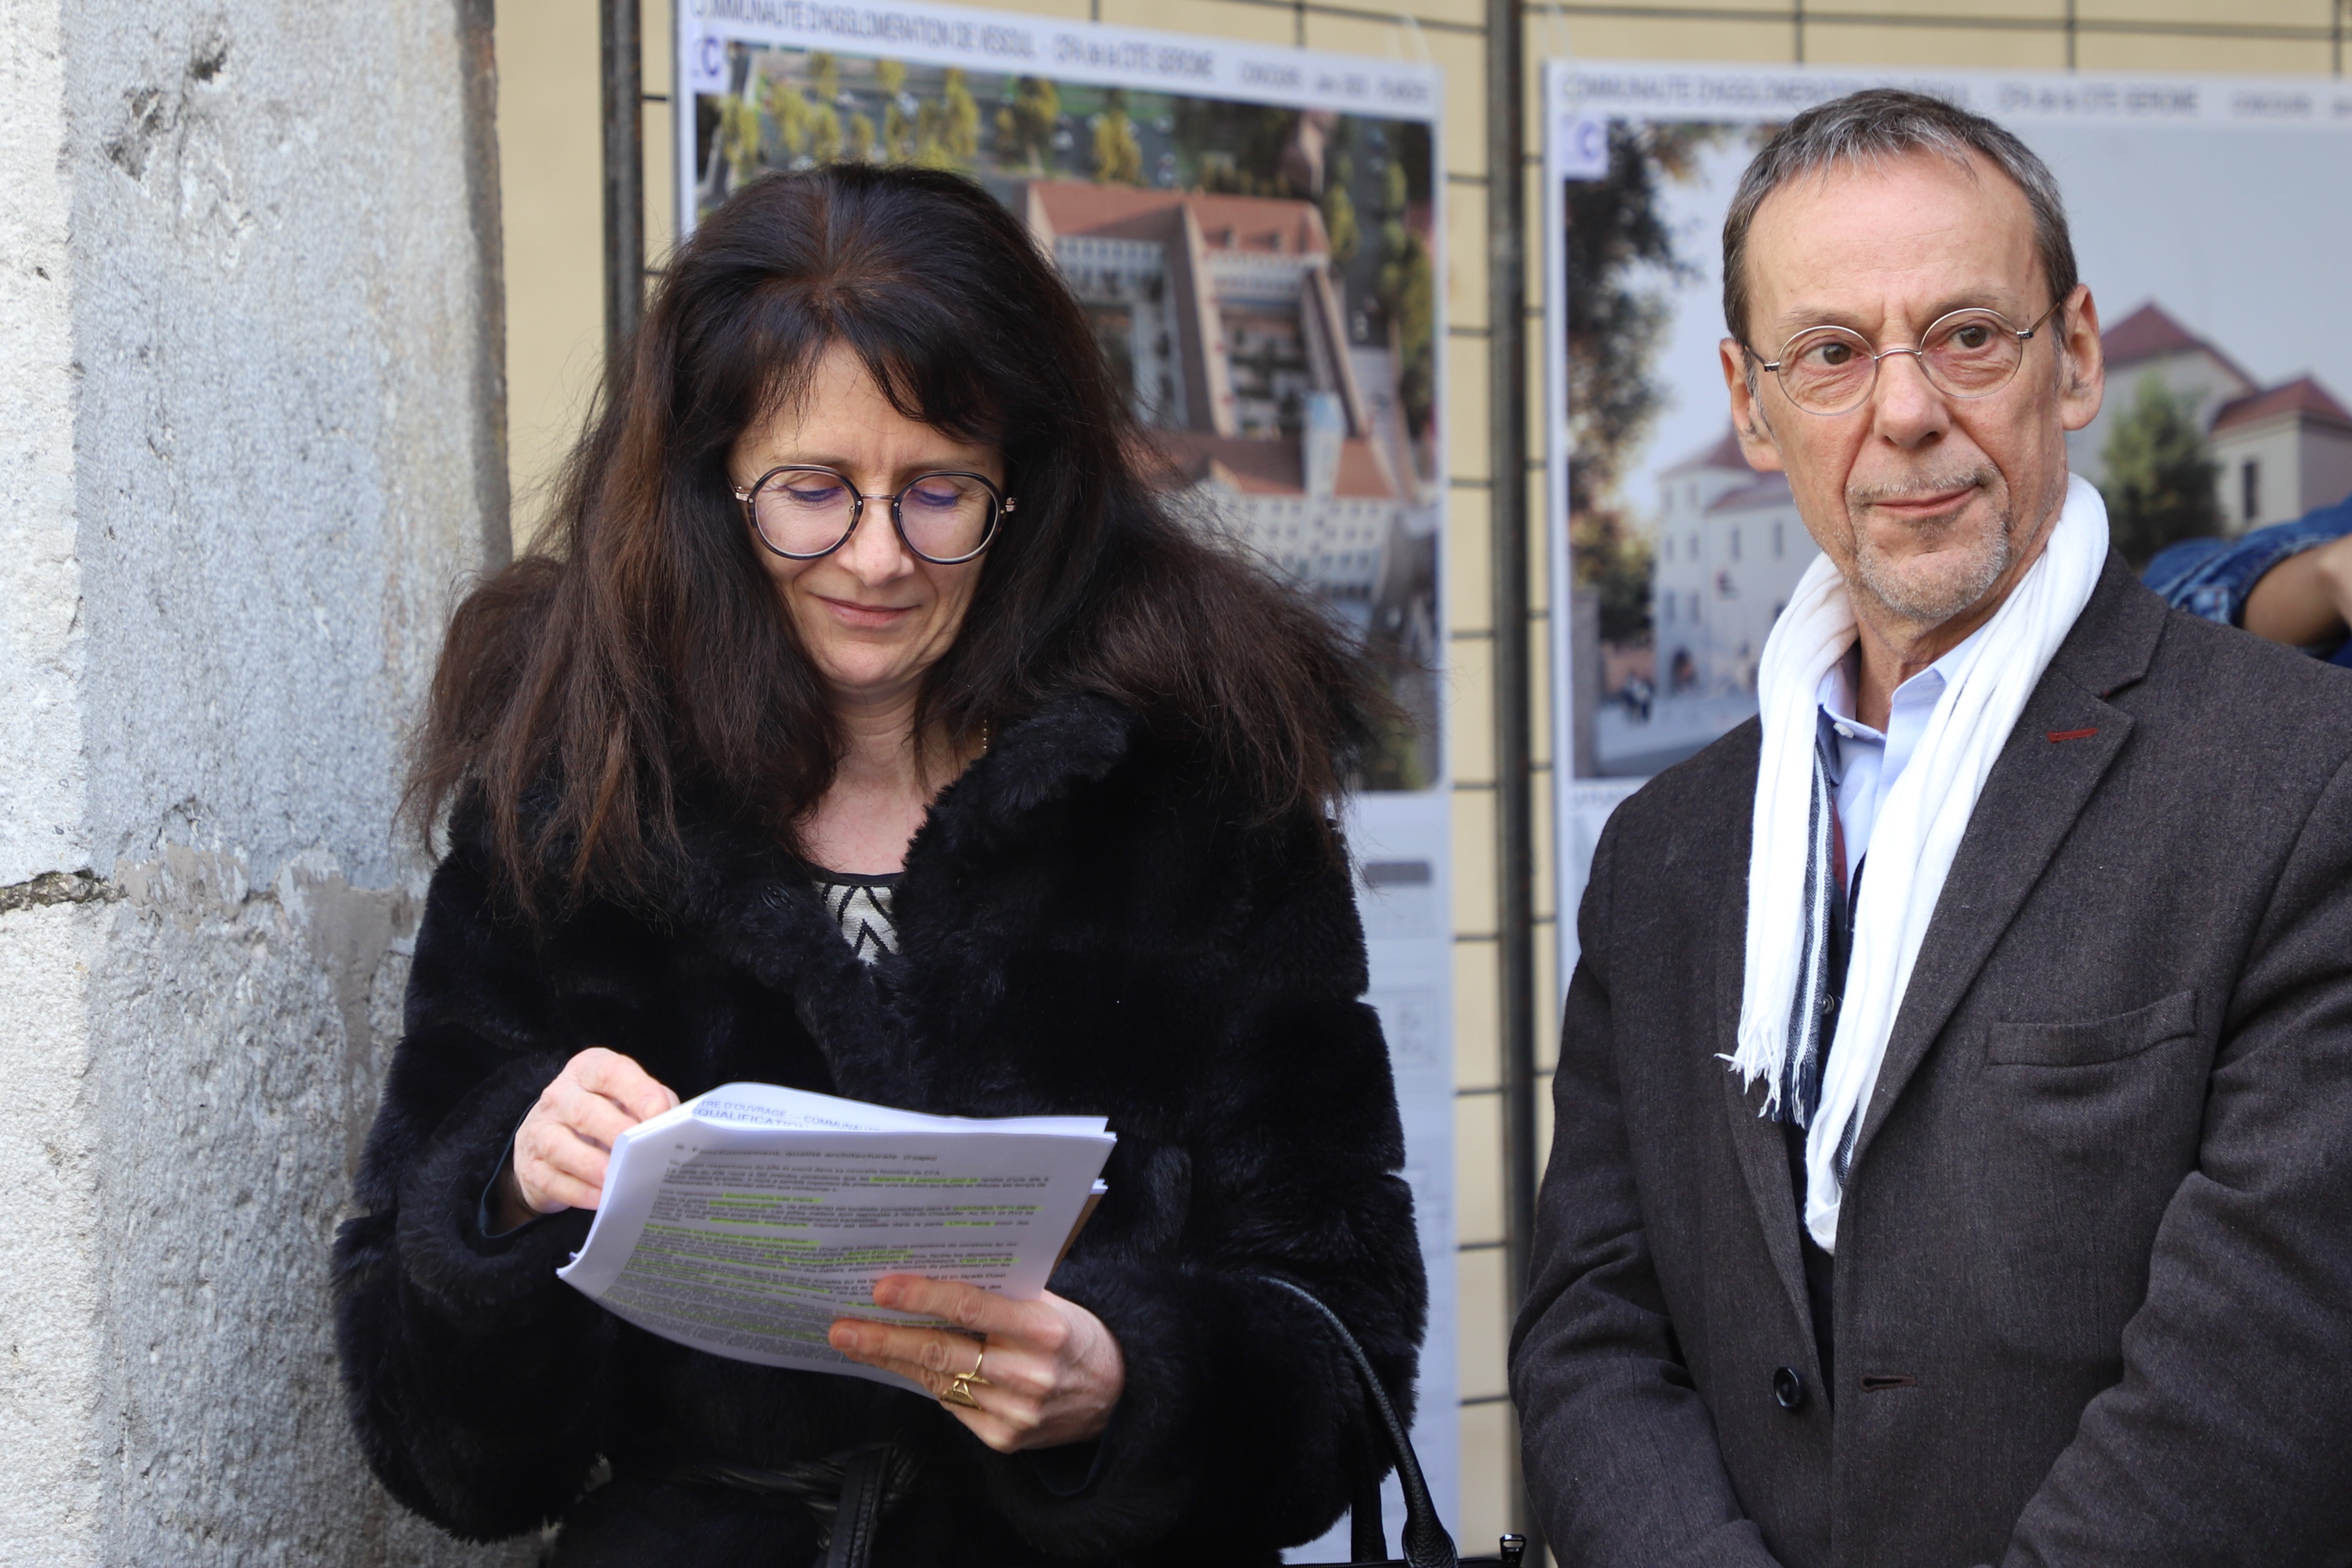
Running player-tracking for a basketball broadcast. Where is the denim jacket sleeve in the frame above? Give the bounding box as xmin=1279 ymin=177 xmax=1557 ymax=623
xmin=2142 ymin=497 xmax=2352 ymax=657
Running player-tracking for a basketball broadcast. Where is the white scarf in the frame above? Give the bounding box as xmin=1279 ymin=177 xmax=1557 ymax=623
xmin=1730 ymin=474 xmax=2110 ymax=1251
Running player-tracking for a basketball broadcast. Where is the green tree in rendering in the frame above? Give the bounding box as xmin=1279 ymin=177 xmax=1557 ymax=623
xmin=1093 ymin=88 xmax=1144 ymax=184
xmin=759 ymin=71 xmax=809 ymax=160
xmin=806 ymin=98 xmax=843 ymax=164
xmin=939 ymin=69 xmax=981 ymax=162
xmin=876 ymin=60 xmax=915 ymax=162
xmin=995 ymin=76 xmax=1060 ymax=172
xmin=1171 ymin=100 xmax=1297 ymax=195
xmin=2101 ymin=377 xmax=2222 ymax=567
xmin=906 ymin=69 xmax=981 ymax=170
xmin=1376 ymin=228 xmax=1436 ymax=441
xmin=718 ymin=92 xmax=765 ymax=184
xmin=1322 ymin=161 xmax=1360 ymax=267
xmin=1569 ymin=511 xmax=1654 ymax=642
xmin=1567 ymin=119 xmax=1728 ymax=641
xmin=1370 ymin=154 xmax=1435 ymax=444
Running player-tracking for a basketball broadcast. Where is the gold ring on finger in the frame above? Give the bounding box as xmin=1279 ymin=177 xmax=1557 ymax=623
xmin=940 ymin=1377 xmax=981 ymax=1409
xmin=964 ymin=1346 xmax=990 ymax=1386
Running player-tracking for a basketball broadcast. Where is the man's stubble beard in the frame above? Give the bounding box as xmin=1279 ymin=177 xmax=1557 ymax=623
xmin=1844 ymin=468 xmax=2016 ymax=627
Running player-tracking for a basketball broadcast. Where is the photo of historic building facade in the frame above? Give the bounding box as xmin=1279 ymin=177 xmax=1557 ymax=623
xmin=1647 ymin=430 xmax=1817 ymax=705
xmin=1560 ymin=84 xmax=2352 ymax=784
xmin=1608 ymin=300 xmax=2352 ymax=774
xmin=2078 ymin=301 xmax=2352 ymax=535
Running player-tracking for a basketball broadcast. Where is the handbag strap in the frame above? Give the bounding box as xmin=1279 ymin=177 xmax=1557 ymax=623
xmin=1351 ymin=1467 xmax=1388 ymax=1564
xmin=823 ymin=1443 xmax=892 ymax=1568
xmin=1259 ymin=1277 xmax=1460 ymax=1568
xmin=628 ymin=1440 xmax=905 ymax=1568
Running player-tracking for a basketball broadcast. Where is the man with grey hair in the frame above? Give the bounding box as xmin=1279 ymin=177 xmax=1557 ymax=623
xmin=1511 ymin=89 xmax=2352 ymax=1566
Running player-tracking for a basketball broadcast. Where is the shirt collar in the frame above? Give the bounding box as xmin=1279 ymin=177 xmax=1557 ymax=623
xmin=1816 ymin=617 xmax=1993 ymax=741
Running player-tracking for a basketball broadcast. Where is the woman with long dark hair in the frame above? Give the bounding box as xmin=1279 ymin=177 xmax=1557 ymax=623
xmin=333 ymin=163 xmax=1425 ymax=1566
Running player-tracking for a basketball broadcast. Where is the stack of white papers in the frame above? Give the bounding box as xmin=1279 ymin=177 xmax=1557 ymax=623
xmin=556 ymin=1082 xmax=1115 ymax=1388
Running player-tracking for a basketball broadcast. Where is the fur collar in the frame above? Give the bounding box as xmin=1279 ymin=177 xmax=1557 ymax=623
xmin=647 ymin=693 xmax=1151 ymax=1106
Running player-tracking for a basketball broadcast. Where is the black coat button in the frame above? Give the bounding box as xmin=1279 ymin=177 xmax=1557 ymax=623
xmin=1773 ymin=1366 xmax=1806 ymax=1410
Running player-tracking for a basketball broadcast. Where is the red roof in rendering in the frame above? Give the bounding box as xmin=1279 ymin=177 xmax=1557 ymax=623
xmin=2099 ymin=301 xmax=2202 ymax=365
xmin=2211 ymin=375 xmax=2352 ymax=436
xmin=1704 ymin=471 xmax=1796 ymax=515
xmin=2100 ymin=301 xmax=2255 ymax=388
xmin=1660 ymin=427 xmax=1754 ymax=478
xmin=1027 ymin=182 xmax=1329 ymax=256
xmin=1153 ymin=430 xmax=1398 ymax=500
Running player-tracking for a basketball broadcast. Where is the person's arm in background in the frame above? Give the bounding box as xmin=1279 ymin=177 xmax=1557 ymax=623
xmin=2242 ymin=530 xmax=2352 ymax=647
xmin=2142 ymin=495 xmax=2352 ymax=659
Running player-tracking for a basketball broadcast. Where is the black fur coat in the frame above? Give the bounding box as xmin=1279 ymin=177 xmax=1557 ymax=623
xmin=332 ymin=696 xmax=1426 ymax=1567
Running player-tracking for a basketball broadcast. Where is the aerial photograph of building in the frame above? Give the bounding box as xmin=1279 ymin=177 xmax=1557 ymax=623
xmin=692 ymin=48 xmax=1443 ymax=787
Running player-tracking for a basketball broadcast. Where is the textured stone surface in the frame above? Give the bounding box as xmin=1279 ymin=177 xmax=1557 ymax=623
xmin=0 ymin=0 xmax=532 ymax=1561
xmin=61 ymin=0 xmax=504 ymax=890
xmin=0 ymin=0 xmax=85 ymax=884
xmin=75 ymin=854 xmax=531 ymax=1567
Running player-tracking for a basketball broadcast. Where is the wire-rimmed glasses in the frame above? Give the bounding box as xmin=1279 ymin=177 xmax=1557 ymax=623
xmin=734 ymin=466 xmax=1013 ymax=565
xmin=1746 ymin=299 xmax=2066 ymax=417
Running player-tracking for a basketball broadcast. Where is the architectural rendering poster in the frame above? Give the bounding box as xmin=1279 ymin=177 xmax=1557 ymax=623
xmin=677 ymin=2 xmax=1457 ymax=1540
xmin=1543 ymin=60 xmax=2352 ymax=997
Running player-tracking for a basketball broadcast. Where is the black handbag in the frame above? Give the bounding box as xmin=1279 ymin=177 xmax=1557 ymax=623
xmin=1261 ymin=1277 xmax=1527 ymax=1568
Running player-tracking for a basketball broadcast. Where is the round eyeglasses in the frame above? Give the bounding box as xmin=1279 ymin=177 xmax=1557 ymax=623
xmin=734 ymin=466 xmax=1013 ymax=565
xmin=1746 ymin=299 xmax=2066 ymax=417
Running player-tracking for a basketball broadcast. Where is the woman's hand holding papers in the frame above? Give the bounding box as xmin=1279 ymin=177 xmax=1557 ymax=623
xmin=829 ymin=1276 xmax=1125 ymax=1452
xmin=492 ymin=1048 xmax=680 ymax=1230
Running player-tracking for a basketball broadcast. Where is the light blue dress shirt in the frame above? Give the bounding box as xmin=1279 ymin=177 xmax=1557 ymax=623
xmin=1814 ymin=620 xmax=1991 ymax=893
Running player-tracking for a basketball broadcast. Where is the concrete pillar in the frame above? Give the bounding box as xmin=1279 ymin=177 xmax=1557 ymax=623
xmin=0 ymin=1 xmax=529 ymax=1561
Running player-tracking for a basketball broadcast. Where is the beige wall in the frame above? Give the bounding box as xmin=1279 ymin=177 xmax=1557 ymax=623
xmin=497 ymin=0 xmax=678 ymax=548
xmin=498 ymin=0 xmax=600 ymax=546
xmin=492 ymin=0 xmax=2344 ymax=1552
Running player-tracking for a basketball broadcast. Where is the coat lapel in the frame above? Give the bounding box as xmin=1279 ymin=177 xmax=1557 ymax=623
xmin=1731 ymin=992 xmax=1816 ymax=1363
xmin=1702 ymin=724 xmax=1818 ymax=1346
xmin=1848 ymin=554 xmax=2165 ymax=1168
xmin=682 ymin=824 xmax=913 ymax=1094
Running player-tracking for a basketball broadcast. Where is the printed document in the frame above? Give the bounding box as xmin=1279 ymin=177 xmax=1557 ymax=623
xmin=557 ymin=1082 xmax=1114 ymax=1388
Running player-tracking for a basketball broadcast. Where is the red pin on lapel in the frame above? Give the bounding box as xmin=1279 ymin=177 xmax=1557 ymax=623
xmin=2045 ymin=728 xmax=2099 ymax=742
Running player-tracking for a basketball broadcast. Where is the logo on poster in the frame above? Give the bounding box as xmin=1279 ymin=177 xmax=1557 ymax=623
xmin=687 ymin=30 xmax=728 ymax=89
xmin=1555 ymin=112 xmax=1608 ymax=178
